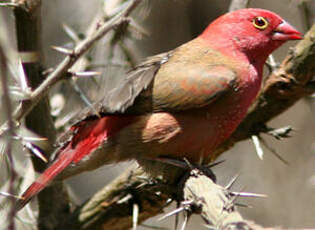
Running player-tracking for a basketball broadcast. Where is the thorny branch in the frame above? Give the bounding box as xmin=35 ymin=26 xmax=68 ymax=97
xmin=179 ymin=167 xmax=256 ymax=230
xmin=163 ymin=166 xmax=314 ymax=230
xmin=0 ymin=0 xmax=142 ymax=136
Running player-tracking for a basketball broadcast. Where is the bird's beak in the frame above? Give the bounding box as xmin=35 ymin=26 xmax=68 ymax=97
xmin=272 ymin=21 xmax=302 ymax=41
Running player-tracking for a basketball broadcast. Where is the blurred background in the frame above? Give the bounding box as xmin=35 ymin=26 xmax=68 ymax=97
xmin=0 ymin=0 xmax=315 ymax=229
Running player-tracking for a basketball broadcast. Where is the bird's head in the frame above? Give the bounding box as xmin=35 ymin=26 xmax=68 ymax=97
xmin=201 ymin=8 xmax=302 ymax=63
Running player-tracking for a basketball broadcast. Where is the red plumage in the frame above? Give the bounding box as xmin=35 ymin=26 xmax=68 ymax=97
xmin=17 ymin=116 xmax=135 ymax=208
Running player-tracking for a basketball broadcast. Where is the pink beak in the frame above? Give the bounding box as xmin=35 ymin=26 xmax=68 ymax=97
xmin=272 ymin=21 xmax=302 ymax=41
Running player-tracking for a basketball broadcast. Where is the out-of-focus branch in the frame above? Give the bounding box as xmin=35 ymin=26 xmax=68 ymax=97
xmin=298 ymin=0 xmax=312 ymax=31
xmin=0 ymin=33 xmax=16 ymax=230
xmin=61 ymin=24 xmax=315 ymax=230
xmin=12 ymin=1 xmax=69 ymax=229
xmin=228 ymin=0 xmax=250 ymax=12
xmin=0 ymin=0 xmax=142 ymax=136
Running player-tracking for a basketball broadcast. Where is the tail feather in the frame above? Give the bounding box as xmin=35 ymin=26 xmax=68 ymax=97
xmin=16 ymin=149 xmax=75 ymax=211
xmin=16 ymin=116 xmax=136 ymax=211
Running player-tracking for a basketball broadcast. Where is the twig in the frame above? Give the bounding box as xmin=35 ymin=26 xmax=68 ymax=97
xmin=69 ymin=80 xmax=101 ymax=117
xmin=0 ymin=0 xmax=142 ymax=136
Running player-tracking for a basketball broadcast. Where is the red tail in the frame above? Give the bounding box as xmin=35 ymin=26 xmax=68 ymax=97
xmin=16 ymin=149 xmax=76 ymax=210
xmin=16 ymin=116 xmax=135 ymax=211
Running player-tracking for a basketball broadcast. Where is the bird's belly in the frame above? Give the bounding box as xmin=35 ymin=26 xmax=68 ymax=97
xmin=141 ymin=112 xmax=217 ymax=162
xmin=113 ymin=108 xmax=246 ymax=163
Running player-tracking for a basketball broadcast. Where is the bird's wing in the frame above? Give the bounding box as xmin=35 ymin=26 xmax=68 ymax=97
xmin=55 ymin=52 xmax=171 ymax=147
xmin=150 ymin=62 xmax=238 ymax=112
xmin=100 ymin=52 xmax=172 ymax=113
xmin=119 ymin=39 xmax=239 ymax=113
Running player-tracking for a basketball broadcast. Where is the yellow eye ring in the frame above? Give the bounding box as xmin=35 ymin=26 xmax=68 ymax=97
xmin=253 ymin=16 xmax=269 ymax=30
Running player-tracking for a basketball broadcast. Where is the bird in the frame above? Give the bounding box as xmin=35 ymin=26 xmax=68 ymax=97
xmin=17 ymin=8 xmax=302 ymax=210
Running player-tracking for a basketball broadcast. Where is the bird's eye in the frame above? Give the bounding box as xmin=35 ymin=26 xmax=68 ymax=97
xmin=252 ymin=16 xmax=269 ymax=30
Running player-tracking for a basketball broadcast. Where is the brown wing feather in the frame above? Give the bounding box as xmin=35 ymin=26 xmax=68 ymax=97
xmin=55 ymin=52 xmax=171 ymax=148
xmin=151 ymin=64 xmax=237 ymax=112
xmin=127 ymin=38 xmax=239 ymax=113
xmin=101 ymin=52 xmax=172 ymax=113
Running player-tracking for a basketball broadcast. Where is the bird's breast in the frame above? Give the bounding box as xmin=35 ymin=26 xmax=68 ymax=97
xmin=138 ymin=79 xmax=261 ymax=163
